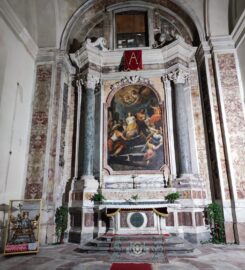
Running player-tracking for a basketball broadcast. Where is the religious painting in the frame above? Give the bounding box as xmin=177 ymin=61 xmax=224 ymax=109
xmin=4 ymin=199 xmax=41 ymax=255
xmin=107 ymin=84 xmax=165 ymax=172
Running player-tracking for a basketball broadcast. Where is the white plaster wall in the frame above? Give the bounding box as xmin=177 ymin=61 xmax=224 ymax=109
xmin=8 ymin=0 xmax=38 ymax=43
xmin=8 ymin=0 xmax=56 ymax=48
xmin=0 ymin=17 xmax=35 ymax=204
xmin=209 ymin=0 xmax=229 ymax=36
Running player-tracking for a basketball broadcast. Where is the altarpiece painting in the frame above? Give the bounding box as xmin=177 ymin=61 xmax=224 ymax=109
xmin=106 ymin=84 xmax=166 ymax=172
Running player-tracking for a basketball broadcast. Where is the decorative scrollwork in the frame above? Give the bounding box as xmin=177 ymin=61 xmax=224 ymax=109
xmin=111 ymin=75 xmax=153 ymax=91
xmin=167 ymin=69 xmax=189 ymax=84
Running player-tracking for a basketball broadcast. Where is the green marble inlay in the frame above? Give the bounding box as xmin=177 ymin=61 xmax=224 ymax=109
xmin=130 ymin=212 xmax=144 ymax=227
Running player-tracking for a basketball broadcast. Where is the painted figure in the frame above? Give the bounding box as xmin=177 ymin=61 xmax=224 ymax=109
xmin=108 ymin=124 xmax=127 ymax=156
xmin=135 ymin=108 xmax=150 ymax=137
xmin=149 ymin=105 xmax=161 ymax=128
xmin=126 ymin=112 xmax=138 ymax=138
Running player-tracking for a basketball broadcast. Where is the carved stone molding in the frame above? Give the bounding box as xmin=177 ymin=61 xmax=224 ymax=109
xmin=111 ymin=75 xmax=154 ymax=91
xmin=167 ymin=69 xmax=189 ymax=84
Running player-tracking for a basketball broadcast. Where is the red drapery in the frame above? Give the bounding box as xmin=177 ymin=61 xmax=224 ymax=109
xmin=123 ymin=50 xmax=143 ymax=71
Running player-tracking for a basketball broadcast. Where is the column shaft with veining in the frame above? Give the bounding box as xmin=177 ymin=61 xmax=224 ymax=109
xmin=82 ymin=74 xmax=99 ymax=178
xmin=168 ymin=69 xmax=192 ymax=175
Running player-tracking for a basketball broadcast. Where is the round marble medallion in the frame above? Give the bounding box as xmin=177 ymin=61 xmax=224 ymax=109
xmin=130 ymin=212 xmax=144 ymax=227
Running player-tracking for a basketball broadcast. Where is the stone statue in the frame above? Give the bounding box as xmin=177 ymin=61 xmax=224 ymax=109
xmin=86 ymin=37 xmax=108 ymax=51
xmin=153 ymin=28 xmax=180 ymax=48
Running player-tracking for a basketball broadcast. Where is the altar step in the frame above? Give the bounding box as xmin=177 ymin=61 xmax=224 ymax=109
xmin=79 ymin=234 xmax=194 ymax=255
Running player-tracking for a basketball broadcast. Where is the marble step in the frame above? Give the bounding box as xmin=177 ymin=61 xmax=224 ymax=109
xmin=79 ymin=235 xmax=194 ymax=254
xmin=79 ymin=245 xmax=193 ymax=254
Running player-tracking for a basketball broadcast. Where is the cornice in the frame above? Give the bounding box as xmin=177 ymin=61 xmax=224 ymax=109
xmin=71 ymin=37 xmax=196 ymax=74
xmin=0 ymin=0 xmax=38 ymax=59
xmin=208 ymin=35 xmax=235 ymax=53
xmin=36 ymin=48 xmax=57 ymax=63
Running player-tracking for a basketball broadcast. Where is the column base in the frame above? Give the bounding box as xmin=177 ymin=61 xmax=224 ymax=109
xmin=81 ymin=175 xmax=99 ymax=190
xmin=174 ymin=174 xmax=205 ymax=191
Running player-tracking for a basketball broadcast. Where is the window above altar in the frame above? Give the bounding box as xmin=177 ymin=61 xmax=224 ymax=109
xmin=115 ymin=11 xmax=149 ymax=48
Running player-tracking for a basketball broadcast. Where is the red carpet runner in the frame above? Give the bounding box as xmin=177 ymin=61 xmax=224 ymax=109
xmin=110 ymin=263 xmax=152 ymax=270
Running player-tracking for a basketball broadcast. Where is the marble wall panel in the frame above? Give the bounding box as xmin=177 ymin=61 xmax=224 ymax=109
xmin=63 ymin=81 xmax=75 ymax=204
xmin=166 ymin=212 xmax=174 ymax=226
xmin=217 ymin=53 xmax=245 ymax=199
xmin=71 ymin=192 xmax=83 ymax=200
xmin=100 ymin=190 xmax=170 ymax=200
xmin=120 ymin=211 xmax=129 ymax=228
xmin=120 ymin=210 xmax=154 ymax=228
xmin=25 ymin=64 xmax=52 ymax=199
xmin=208 ymin=58 xmax=230 ymax=200
xmin=59 ymin=83 xmax=68 ymax=168
xmin=85 ymin=213 xmax=95 ymax=227
xmin=195 ymin=212 xmax=204 ymax=226
xmin=145 ymin=211 xmax=154 ymax=227
xmin=199 ymin=61 xmax=221 ymax=200
xmin=190 ymin=68 xmax=210 ymax=199
xmin=46 ymin=66 xmax=62 ymax=204
xmin=178 ymin=212 xmax=192 ymax=226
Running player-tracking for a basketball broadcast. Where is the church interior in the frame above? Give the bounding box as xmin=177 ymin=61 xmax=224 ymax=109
xmin=0 ymin=0 xmax=245 ymax=259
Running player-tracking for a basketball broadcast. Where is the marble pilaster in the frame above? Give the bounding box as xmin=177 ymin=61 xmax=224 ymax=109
xmin=162 ymin=76 xmax=176 ymax=178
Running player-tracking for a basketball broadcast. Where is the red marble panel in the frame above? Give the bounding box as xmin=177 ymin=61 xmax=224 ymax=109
xmin=184 ymin=212 xmax=193 ymax=226
xmin=145 ymin=211 xmax=154 ymax=227
xmin=224 ymin=222 xmax=235 ymax=243
xmin=120 ymin=211 xmax=129 ymax=228
xmin=190 ymin=68 xmax=210 ymax=199
xmin=237 ymin=223 xmax=245 ymax=244
xmin=208 ymin=58 xmax=230 ymax=200
xmin=84 ymin=213 xmax=94 ymax=227
xmin=166 ymin=212 xmax=174 ymax=226
xmin=25 ymin=64 xmax=52 ymax=199
xmin=178 ymin=212 xmax=192 ymax=226
xmin=178 ymin=212 xmax=184 ymax=226
xmin=46 ymin=67 xmax=62 ymax=204
xmin=217 ymin=54 xmax=245 ymax=199
xmin=195 ymin=212 xmax=204 ymax=226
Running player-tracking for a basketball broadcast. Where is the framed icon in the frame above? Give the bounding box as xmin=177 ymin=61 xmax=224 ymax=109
xmin=4 ymin=199 xmax=41 ymax=255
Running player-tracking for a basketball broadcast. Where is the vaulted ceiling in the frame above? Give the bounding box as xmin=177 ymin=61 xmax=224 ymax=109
xmin=2 ymin=0 xmax=244 ymax=50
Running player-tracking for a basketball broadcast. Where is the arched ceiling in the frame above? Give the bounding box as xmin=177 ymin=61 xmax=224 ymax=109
xmin=4 ymin=0 xmax=234 ymax=50
xmin=61 ymin=0 xmax=203 ymax=50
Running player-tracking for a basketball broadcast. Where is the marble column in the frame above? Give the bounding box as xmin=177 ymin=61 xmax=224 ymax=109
xmin=168 ymin=69 xmax=192 ymax=176
xmin=74 ymin=79 xmax=83 ymax=179
xmin=81 ymin=74 xmax=100 ymax=188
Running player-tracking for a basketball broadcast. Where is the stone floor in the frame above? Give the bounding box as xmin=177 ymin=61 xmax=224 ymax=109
xmin=0 ymin=243 xmax=245 ymax=270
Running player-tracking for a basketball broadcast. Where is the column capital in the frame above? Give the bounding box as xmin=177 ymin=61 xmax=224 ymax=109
xmin=167 ymin=69 xmax=189 ymax=84
xmin=82 ymin=74 xmax=100 ymax=90
xmin=76 ymin=79 xmax=83 ymax=89
xmin=162 ymin=75 xmax=171 ymax=89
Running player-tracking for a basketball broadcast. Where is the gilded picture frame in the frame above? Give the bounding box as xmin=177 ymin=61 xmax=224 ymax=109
xmin=4 ymin=199 xmax=42 ymax=256
xmin=104 ymin=81 xmax=169 ymax=174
